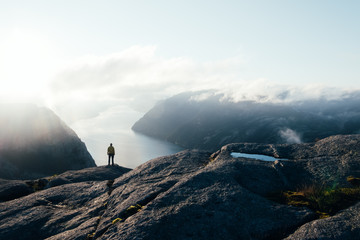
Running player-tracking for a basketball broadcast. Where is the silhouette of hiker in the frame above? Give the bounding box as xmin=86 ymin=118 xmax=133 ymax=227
xmin=107 ymin=143 xmax=115 ymax=166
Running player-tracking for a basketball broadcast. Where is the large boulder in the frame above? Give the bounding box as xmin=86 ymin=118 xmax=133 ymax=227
xmin=0 ymin=179 xmax=34 ymax=202
xmin=0 ymin=165 xmax=131 ymax=239
xmin=285 ymin=202 xmax=360 ymax=240
xmin=0 ymin=165 xmax=131 ymax=202
xmin=0 ymin=181 xmax=109 ymax=240
xmin=0 ymin=104 xmax=96 ymax=179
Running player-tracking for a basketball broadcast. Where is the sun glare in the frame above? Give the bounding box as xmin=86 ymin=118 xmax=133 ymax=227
xmin=0 ymin=29 xmax=60 ymax=103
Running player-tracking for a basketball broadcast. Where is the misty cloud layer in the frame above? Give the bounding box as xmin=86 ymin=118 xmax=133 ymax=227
xmin=49 ymin=46 xmax=243 ymax=123
xmin=132 ymin=90 xmax=360 ymax=151
xmin=49 ymin=45 xmax=357 ymax=126
xmin=0 ymin=104 xmax=95 ymax=179
xmin=45 ymin=45 xmax=360 ymax=161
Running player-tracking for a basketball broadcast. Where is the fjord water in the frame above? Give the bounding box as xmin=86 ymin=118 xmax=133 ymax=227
xmin=86 ymin=131 xmax=184 ymax=169
xmin=74 ymin=107 xmax=184 ymax=169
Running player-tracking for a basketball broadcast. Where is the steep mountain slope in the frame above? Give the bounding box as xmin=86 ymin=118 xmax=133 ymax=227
xmin=0 ymin=104 xmax=96 ymax=179
xmin=1 ymin=134 xmax=360 ymax=239
xmin=132 ymin=91 xmax=360 ymax=151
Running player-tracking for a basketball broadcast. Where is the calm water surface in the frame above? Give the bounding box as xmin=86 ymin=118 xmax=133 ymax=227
xmin=85 ymin=131 xmax=184 ymax=169
xmin=231 ymin=152 xmax=287 ymax=161
xmin=73 ymin=107 xmax=184 ymax=169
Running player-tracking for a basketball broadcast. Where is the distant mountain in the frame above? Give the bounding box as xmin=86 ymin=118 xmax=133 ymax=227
xmin=0 ymin=104 xmax=96 ymax=179
xmin=132 ymin=91 xmax=360 ymax=151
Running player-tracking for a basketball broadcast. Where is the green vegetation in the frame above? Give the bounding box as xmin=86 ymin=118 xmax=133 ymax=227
xmin=269 ymin=177 xmax=360 ymax=219
xmin=111 ymin=204 xmax=143 ymax=226
xmin=347 ymin=176 xmax=360 ymax=187
xmin=86 ymin=232 xmax=95 ymax=239
xmin=112 ymin=218 xmax=123 ymax=224
xmin=125 ymin=204 xmax=143 ymax=215
xmin=47 ymin=174 xmax=58 ymax=182
xmin=26 ymin=179 xmax=48 ymax=192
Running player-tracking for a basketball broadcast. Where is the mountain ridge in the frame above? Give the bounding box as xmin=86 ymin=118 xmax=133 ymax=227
xmin=0 ymin=104 xmax=96 ymax=179
xmin=132 ymin=91 xmax=360 ymax=151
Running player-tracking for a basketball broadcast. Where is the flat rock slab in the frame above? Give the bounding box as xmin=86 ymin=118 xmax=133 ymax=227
xmin=47 ymin=165 xmax=131 ymax=188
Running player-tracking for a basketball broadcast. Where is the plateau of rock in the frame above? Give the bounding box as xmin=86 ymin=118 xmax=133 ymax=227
xmin=1 ymin=134 xmax=360 ymax=239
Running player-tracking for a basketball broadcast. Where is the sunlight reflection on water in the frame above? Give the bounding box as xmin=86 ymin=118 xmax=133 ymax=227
xmin=86 ymin=131 xmax=184 ymax=169
xmin=71 ymin=106 xmax=184 ymax=169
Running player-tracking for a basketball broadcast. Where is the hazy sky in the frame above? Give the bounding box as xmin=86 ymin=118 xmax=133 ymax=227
xmin=1 ymin=1 xmax=359 ymax=101
xmin=0 ymin=1 xmax=359 ymax=164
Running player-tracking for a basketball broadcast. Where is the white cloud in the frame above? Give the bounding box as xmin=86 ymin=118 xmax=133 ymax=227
xmin=49 ymin=45 xmax=360 ymax=125
xmin=49 ymin=45 xmax=246 ymax=122
xmin=47 ymin=45 xmax=360 ymax=166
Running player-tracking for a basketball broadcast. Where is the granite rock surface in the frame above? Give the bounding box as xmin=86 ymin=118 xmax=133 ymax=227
xmin=1 ymin=134 xmax=360 ymax=239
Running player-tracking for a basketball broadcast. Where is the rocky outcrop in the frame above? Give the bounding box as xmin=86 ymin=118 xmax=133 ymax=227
xmin=0 ymin=179 xmax=34 ymax=202
xmin=285 ymin=202 xmax=360 ymax=240
xmin=46 ymin=165 xmax=131 ymax=187
xmin=94 ymin=150 xmax=314 ymax=240
xmin=220 ymin=134 xmax=360 ymax=189
xmin=0 ymin=165 xmax=131 ymax=202
xmin=132 ymin=91 xmax=360 ymax=151
xmin=0 ymin=104 xmax=96 ymax=179
xmin=1 ymin=134 xmax=360 ymax=239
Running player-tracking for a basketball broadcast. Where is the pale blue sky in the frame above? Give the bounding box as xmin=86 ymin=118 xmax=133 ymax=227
xmin=0 ymin=0 xmax=359 ymax=110
xmin=1 ymin=0 xmax=359 ymax=89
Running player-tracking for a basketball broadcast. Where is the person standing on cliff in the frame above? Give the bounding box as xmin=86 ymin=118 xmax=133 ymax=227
xmin=107 ymin=143 xmax=115 ymax=166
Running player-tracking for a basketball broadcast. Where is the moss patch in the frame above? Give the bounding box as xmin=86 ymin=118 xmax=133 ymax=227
xmin=112 ymin=218 xmax=123 ymax=224
xmin=125 ymin=204 xmax=143 ymax=216
xmin=110 ymin=204 xmax=143 ymax=226
xmin=269 ymin=179 xmax=360 ymax=218
xmin=347 ymin=176 xmax=360 ymax=187
xmin=86 ymin=232 xmax=95 ymax=239
xmin=25 ymin=179 xmax=49 ymax=192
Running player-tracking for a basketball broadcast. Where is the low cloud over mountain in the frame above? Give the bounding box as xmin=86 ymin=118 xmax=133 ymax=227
xmin=133 ymin=90 xmax=360 ymax=151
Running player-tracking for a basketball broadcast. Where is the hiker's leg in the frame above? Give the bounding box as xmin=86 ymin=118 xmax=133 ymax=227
xmin=108 ymin=155 xmax=110 ymax=165
xmin=112 ymin=155 xmax=114 ymax=166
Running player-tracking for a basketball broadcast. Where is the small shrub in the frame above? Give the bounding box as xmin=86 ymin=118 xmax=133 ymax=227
xmin=282 ymin=191 xmax=311 ymax=207
xmin=26 ymin=179 xmax=49 ymax=192
xmin=270 ymin=180 xmax=360 ymax=218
